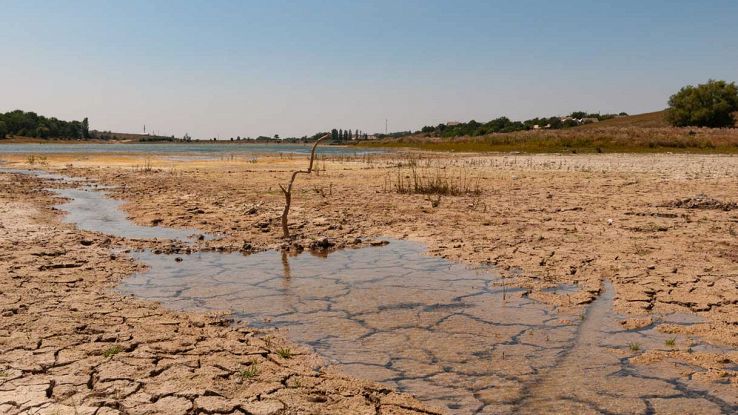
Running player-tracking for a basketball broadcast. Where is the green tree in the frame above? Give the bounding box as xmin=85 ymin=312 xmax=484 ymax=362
xmin=0 ymin=120 xmax=7 ymax=139
xmin=82 ymin=117 xmax=90 ymax=138
xmin=667 ymin=80 xmax=738 ymax=127
xmin=348 ymin=129 xmax=353 ymax=140
xmin=331 ymin=129 xmax=338 ymax=141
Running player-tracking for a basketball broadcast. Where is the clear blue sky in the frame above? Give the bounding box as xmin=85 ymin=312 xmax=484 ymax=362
xmin=1 ymin=0 xmax=736 ymax=138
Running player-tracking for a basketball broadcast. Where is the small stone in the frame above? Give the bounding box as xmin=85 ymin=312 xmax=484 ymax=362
xmin=311 ymin=237 xmax=335 ymax=250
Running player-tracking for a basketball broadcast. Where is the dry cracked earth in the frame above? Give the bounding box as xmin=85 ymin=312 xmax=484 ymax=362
xmin=0 ymin=172 xmax=441 ymax=415
xmin=1 ymin=151 xmax=737 ymax=414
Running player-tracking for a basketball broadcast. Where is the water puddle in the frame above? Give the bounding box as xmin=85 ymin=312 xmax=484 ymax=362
xmin=50 ymin=187 xmax=206 ymax=241
xmin=1 ymin=167 xmax=207 ymax=241
xmin=5 ymin=168 xmax=737 ymax=414
xmin=121 ymin=243 xmax=581 ymax=412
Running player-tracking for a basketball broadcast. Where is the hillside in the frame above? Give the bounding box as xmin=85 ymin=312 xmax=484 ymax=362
xmin=360 ymin=115 xmax=738 ymax=153
xmin=577 ymin=110 xmax=670 ymax=128
xmin=578 ymin=109 xmax=738 ymax=129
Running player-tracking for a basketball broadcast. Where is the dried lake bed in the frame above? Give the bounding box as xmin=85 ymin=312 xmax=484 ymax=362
xmin=1 ymin=151 xmax=737 ymax=414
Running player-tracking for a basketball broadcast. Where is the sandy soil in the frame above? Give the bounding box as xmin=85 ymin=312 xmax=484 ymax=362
xmin=1 ymin=150 xmax=737 ymax=413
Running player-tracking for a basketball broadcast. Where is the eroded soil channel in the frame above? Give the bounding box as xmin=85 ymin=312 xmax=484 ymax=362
xmin=26 ymin=169 xmax=738 ymax=414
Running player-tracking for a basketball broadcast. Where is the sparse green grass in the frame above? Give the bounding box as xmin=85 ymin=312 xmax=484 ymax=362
xmin=239 ymin=364 xmax=259 ymax=379
xmin=628 ymin=342 xmax=641 ymax=352
xmin=103 ymin=345 xmax=123 ymax=358
xmin=358 ymin=124 xmax=738 ymax=154
xmin=276 ymin=347 xmax=293 ymax=359
xmin=0 ymin=369 xmax=8 ymax=377
xmin=665 ymin=337 xmax=677 ymax=347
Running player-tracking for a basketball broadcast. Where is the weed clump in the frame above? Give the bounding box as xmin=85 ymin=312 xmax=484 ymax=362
xmin=276 ymin=347 xmax=293 ymax=359
xmin=385 ymin=157 xmax=481 ymax=196
xmin=103 ymin=345 xmax=123 ymax=358
xmin=239 ymin=364 xmax=259 ymax=379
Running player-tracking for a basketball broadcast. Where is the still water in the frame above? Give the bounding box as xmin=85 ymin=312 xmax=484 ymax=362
xmin=0 ymin=142 xmax=384 ymax=156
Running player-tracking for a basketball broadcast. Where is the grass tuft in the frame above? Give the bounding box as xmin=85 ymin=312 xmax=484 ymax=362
xmin=103 ymin=345 xmax=123 ymax=358
xmin=628 ymin=342 xmax=641 ymax=352
xmin=385 ymin=159 xmax=481 ymax=196
xmin=239 ymin=364 xmax=259 ymax=379
xmin=276 ymin=347 xmax=293 ymax=359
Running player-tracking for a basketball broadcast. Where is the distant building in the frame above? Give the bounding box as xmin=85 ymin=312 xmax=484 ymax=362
xmin=581 ymin=117 xmax=600 ymax=124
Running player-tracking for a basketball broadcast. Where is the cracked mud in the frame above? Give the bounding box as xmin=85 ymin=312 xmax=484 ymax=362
xmin=1 ymin=151 xmax=737 ymax=415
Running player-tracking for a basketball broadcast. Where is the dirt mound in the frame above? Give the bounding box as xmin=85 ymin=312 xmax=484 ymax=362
xmin=661 ymin=194 xmax=737 ymax=211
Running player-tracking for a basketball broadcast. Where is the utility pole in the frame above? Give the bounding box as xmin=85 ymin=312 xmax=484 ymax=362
xmin=385 ymin=119 xmax=388 ymax=134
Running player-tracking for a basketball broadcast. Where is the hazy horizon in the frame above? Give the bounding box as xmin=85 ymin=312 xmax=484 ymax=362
xmin=2 ymin=0 xmax=737 ymax=139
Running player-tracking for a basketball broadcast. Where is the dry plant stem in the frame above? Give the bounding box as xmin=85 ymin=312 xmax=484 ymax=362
xmin=279 ymin=134 xmax=331 ymax=238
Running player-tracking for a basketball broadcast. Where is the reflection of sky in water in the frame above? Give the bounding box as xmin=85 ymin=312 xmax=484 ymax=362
xmin=120 ymin=241 xmax=578 ymax=413
xmin=51 ymin=187 xmax=207 ymax=240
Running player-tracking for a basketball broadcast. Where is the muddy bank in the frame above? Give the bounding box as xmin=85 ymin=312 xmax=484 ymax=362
xmin=0 ymin=173 xmax=442 ymax=414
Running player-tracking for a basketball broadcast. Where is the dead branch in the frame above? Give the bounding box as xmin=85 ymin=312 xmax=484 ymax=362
xmin=279 ymin=133 xmax=331 ymax=238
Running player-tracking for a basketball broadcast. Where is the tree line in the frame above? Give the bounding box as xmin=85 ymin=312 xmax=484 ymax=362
xmin=409 ymin=111 xmax=625 ymax=139
xmin=330 ymin=128 xmax=368 ymax=142
xmin=0 ymin=110 xmax=90 ymax=139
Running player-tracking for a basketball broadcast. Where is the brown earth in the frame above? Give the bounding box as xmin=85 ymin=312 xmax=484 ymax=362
xmin=0 ymin=173 xmax=442 ymax=414
xmin=1 ymin=150 xmax=737 ymax=413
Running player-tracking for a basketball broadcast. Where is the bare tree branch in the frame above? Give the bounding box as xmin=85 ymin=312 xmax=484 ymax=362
xmin=280 ymin=134 xmax=331 ymax=238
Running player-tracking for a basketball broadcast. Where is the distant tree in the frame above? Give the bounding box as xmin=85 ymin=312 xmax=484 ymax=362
xmin=619 ymin=112 xmax=628 ymax=116
xmin=548 ymin=117 xmax=563 ymax=129
xmin=0 ymin=120 xmax=7 ymax=139
xmin=348 ymin=129 xmax=353 ymax=140
xmin=331 ymin=128 xmax=338 ymax=141
xmin=274 ymin=134 xmax=280 ymax=139
xmin=667 ymin=80 xmax=738 ymax=127
xmin=338 ymin=129 xmax=343 ymax=141
xmin=82 ymin=117 xmax=89 ymax=138
xmin=570 ymin=111 xmax=587 ymax=119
